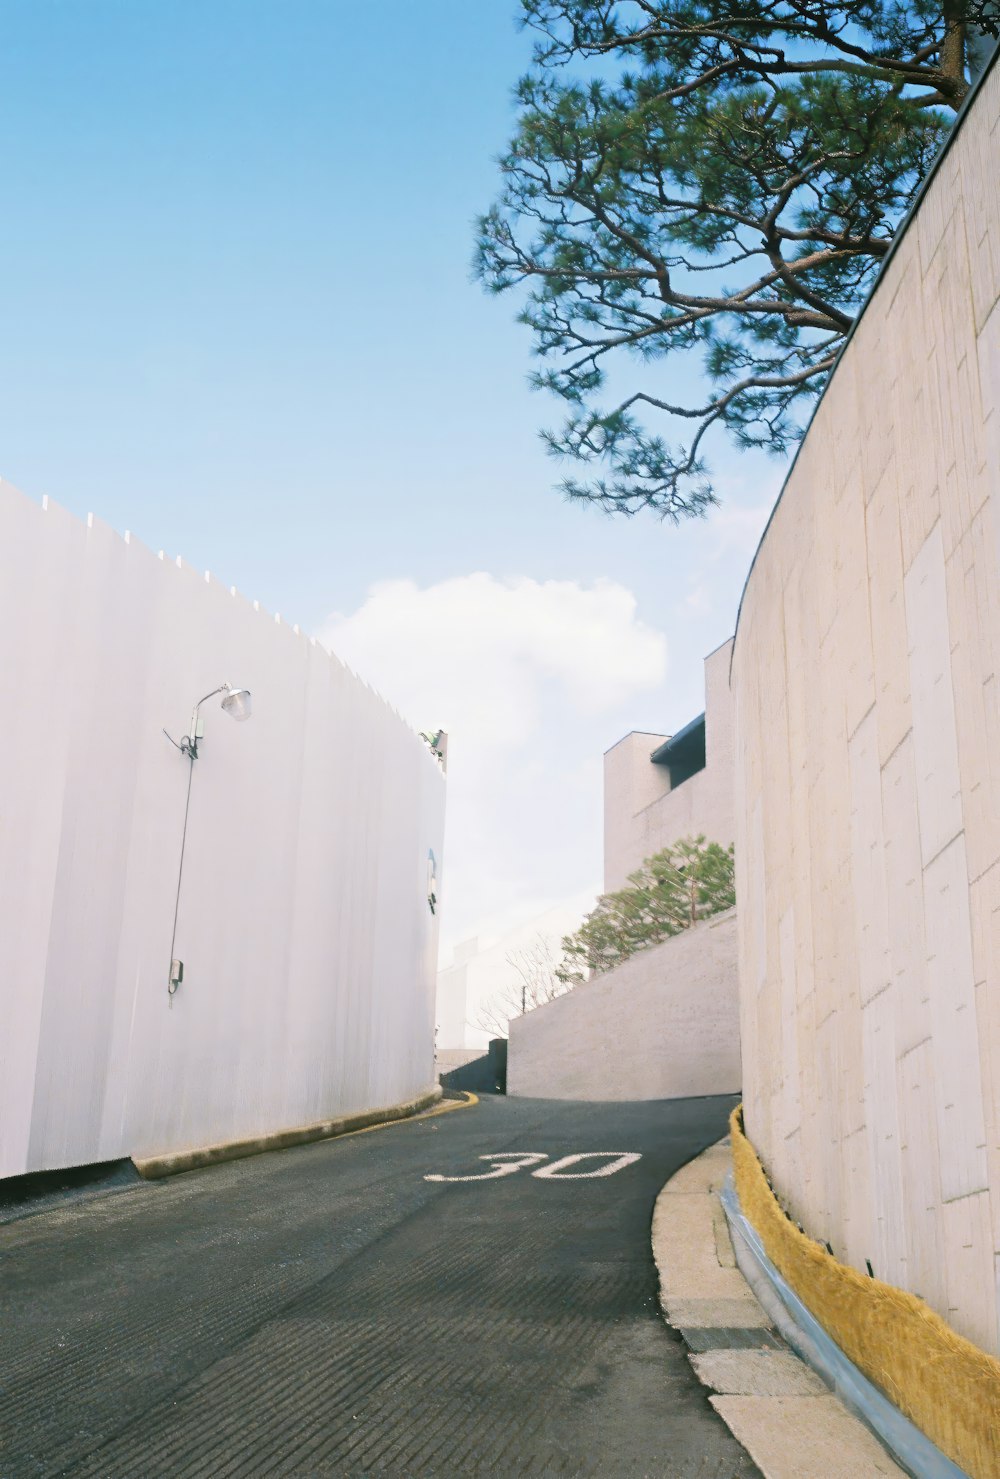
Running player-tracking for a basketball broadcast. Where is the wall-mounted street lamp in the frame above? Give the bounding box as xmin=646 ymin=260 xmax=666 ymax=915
xmin=163 ymin=683 xmax=252 ymax=996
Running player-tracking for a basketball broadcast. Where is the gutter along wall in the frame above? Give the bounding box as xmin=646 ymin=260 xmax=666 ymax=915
xmin=0 ymin=482 xmax=445 ymax=1179
xmin=731 ymin=61 xmax=1000 ymax=1353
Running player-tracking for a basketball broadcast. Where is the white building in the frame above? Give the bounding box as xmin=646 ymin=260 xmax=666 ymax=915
xmin=603 ymin=637 xmax=734 ymax=890
xmin=508 ymin=638 xmax=741 ymax=1100
xmin=435 ymin=900 xmax=593 ymax=1051
xmin=435 ymin=937 xmax=478 ymax=1051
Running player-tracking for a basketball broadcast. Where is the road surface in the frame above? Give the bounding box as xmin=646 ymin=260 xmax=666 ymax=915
xmin=0 ymin=1092 xmax=759 ymax=1478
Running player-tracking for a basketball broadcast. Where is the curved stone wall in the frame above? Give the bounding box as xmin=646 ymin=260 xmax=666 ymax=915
xmin=1 ymin=483 xmax=445 ymax=1178
xmin=731 ymin=61 xmax=1000 ymax=1354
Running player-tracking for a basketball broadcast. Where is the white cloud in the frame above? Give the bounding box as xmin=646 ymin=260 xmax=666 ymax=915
xmin=317 ymin=572 xmax=667 ymax=748
xmin=316 ymin=573 xmax=668 ymax=950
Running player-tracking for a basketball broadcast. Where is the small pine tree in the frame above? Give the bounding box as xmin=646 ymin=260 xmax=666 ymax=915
xmin=556 ymin=835 xmax=735 ymax=985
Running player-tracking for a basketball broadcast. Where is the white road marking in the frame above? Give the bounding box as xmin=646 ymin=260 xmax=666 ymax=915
xmin=532 ymin=1152 xmax=642 ymax=1179
xmin=425 ymin=1151 xmax=642 ymax=1182
xmin=425 ymin=1152 xmax=549 ymax=1182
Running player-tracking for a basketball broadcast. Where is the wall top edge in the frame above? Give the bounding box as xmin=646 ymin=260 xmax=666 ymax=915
xmin=704 ymin=634 xmax=735 ymax=662
xmin=510 ymin=904 xmax=739 ymax=1031
xmin=650 ymin=711 xmax=705 ymax=764
xmin=2 ymin=477 xmax=439 ymax=764
xmin=603 ymin=729 xmax=671 ymax=755
xmin=729 ymin=42 xmax=999 ymax=675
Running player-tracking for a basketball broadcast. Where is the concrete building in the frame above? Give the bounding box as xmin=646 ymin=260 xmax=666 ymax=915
xmin=435 ymin=937 xmax=478 ymax=1050
xmin=603 ymin=638 xmax=735 ymax=891
xmin=508 ymin=641 xmax=741 ymax=1100
xmin=435 ymin=901 xmax=592 ymax=1051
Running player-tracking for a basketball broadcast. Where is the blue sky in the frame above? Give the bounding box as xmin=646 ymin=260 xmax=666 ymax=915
xmin=0 ymin=2 xmax=782 ymax=952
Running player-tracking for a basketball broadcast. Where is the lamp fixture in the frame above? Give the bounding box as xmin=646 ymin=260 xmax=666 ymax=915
xmin=220 ymin=686 xmax=252 ymax=722
xmin=164 ymin=681 xmax=253 ymax=760
xmin=164 ymin=681 xmax=252 ymax=995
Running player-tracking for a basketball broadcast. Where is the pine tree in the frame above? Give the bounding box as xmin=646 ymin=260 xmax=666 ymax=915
xmin=477 ymin=0 xmax=996 ymax=518
xmin=556 ymin=835 xmax=736 ymax=983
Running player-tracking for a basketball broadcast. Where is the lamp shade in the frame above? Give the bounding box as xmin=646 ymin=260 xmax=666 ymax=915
xmin=221 ymin=687 xmax=252 ymax=721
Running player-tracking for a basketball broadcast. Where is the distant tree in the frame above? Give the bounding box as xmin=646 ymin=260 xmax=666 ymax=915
xmin=476 ymin=934 xmax=575 ymax=1037
xmin=556 ymin=836 xmax=735 ymax=984
xmin=477 ymin=0 xmax=995 ymax=518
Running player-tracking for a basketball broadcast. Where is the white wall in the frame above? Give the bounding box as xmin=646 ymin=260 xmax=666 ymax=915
xmin=604 ymin=639 xmax=735 ymax=891
xmin=0 ymin=482 xmax=445 ymax=1178
xmin=507 ymin=909 xmax=740 ymax=1100
xmin=435 ymin=939 xmax=475 ymax=1050
xmin=732 ymin=60 xmax=1000 ymax=1354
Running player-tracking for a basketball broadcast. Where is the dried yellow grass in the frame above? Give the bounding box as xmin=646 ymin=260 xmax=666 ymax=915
xmin=730 ymin=1105 xmax=1000 ymax=1479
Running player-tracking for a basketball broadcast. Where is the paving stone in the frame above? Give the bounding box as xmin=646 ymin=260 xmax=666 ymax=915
xmin=663 ymin=1296 xmax=774 ymax=1329
xmin=681 ymin=1328 xmax=784 ymax=1353
xmin=654 ymin=1186 xmax=762 ymax=1306
xmin=710 ymin=1395 xmax=909 ymax=1477
xmin=654 ymin=1138 xmax=907 ymax=1479
xmin=691 ymin=1350 xmax=829 ymax=1396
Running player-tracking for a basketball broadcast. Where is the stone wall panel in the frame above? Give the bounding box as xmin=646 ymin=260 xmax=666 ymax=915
xmin=507 ymin=909 xmax=741 ymax=1102
xmin=732 ymin=62 xmax=1000 ymax=1351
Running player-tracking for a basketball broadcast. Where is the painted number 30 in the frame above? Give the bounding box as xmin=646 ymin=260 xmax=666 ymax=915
xmin=425 ymin=1152 xmax=641 ymax=1182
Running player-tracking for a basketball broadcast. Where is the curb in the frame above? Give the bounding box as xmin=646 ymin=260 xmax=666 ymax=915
xmin=652 ymin=1136 xmax=907 ymax=1478
xmin=729 ymin=1107 xmax=997 ymax=1479
xmin=720 ymin=1175 xmax=967 ymax=1479
xmin=134 ymin=1085 xmax=475 ymax=1180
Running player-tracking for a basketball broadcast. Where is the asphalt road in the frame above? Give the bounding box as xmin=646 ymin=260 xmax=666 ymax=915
xmin=0 ymin=1093 xmax=760 ymax=1479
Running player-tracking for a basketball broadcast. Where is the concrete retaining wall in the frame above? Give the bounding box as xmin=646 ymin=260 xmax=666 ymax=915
xmin=507 ymin=909 xmax=740 ymax=1100
xmin=1 ymin=481 xmax=445 ymax=1178
xmin=731 ymin=61 xmax=1000 ymax=1353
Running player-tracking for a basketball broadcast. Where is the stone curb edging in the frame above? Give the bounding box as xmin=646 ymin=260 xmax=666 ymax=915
xmin=133 ymin=1084 xmax=460 ymax=1179
xmin=729 ymin=1107 xmax=1000 ymax=1479
xmin=720 ymin=1174 xmax=968 ymax=1479
xmin=652 ymin=1136 xmax=909 ymax=1478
